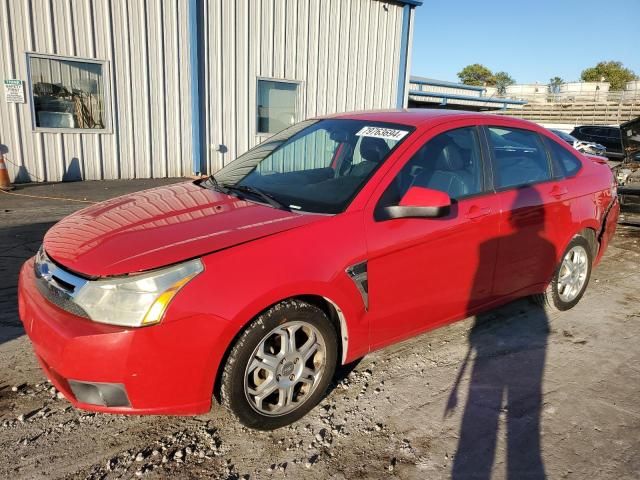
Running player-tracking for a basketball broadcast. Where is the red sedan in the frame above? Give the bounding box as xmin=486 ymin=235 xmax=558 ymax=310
xmin=19 ymin=110 xmax=619 ymax=429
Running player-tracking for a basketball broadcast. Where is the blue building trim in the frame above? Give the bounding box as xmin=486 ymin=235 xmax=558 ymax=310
xmin=410 ymin=76 xmax=486 ymax=92
xmin=396 ymin=5 xmax=411 ymax=108
xmin=394 ymin=0 xmax=423 ymax=5
xmin=408 ymin=89 xmax=528 ymax=105
xmin=188 ymin=0 xmax=202 ymax=175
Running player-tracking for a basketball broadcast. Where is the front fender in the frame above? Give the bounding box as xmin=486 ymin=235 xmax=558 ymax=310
xmin=175 ymin=212 xmax=369 ymax=365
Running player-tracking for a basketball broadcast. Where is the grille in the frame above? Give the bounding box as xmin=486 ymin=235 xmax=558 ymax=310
xmin=34 ymin=248 xmax=90 ymax=319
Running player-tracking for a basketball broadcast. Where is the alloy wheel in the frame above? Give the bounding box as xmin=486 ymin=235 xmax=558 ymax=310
xmin=243 ymin=321 xmax=326 ymax=416
xmin=557 ymin=245 xmax=589 ymax=303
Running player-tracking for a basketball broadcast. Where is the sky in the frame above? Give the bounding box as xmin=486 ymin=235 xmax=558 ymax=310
xmin=410 ymin=0 xmax=640 ymax=85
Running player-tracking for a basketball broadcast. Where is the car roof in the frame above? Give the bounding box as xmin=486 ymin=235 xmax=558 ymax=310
xmin=322 ymin=109 xmax=541 ymax=130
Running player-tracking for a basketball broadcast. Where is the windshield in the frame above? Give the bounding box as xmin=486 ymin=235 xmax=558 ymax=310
xmin=212 ymin=119 xmax=413 ymax=213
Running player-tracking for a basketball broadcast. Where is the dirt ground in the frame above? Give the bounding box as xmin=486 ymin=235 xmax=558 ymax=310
xmin=1 ymin=180 xmax=639 ymax=480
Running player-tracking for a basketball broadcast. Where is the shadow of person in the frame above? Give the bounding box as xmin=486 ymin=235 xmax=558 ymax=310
xmin=448 ymin=187 xmax=556 ymax=479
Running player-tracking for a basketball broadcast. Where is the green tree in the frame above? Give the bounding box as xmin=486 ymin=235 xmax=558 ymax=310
xmin=457 ymin=64 xmax=494 ymax=86
xmin=494 ymin=71 xmax=515 ymax=95
xmin=580 ymin=61 xmax=638 ymax=90
xmin=549 ymin=76 xmax=564 ymax=93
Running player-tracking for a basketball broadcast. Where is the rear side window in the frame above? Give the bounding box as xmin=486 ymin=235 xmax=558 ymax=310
xmin=486 ymin=127 xmax=551 ymax=189
xmin=544 ymin=137 xmax=582 ymax=178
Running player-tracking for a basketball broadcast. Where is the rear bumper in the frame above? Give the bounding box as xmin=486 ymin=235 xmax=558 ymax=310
xmin=18 ymin=258 xmax=229 ymax=415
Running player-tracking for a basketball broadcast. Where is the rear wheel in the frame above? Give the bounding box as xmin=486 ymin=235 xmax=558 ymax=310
xmin=532 ymin=235 xmax=593 ymax=311
xmin=220 ymin=299 xmax=338 ymax=430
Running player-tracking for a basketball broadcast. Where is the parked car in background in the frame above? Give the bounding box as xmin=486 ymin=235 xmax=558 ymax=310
xmin=549 ymin=129 xmax=607 ymax=157
xmin=570 ymin=125 xmax=623 ymax=159
xmin=19 ymin=111 xmax=619 ymax=430
xmin=614 ymin=116 xmax=640 ymax=209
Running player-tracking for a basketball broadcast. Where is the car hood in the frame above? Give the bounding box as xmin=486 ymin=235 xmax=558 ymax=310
xmin=43 ymin=181 xmax=322 ymax=277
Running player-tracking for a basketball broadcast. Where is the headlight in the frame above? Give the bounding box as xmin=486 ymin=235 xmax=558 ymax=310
xmin=73 ymin=258 xmax=203 ymax=327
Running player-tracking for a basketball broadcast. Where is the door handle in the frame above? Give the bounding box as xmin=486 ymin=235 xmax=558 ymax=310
xmin=550 ymin=186 xmax=569 ymax=199
xmin=465 ymin=206 xmax=491 ymax=220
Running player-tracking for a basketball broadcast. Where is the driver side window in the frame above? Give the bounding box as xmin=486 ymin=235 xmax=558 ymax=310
xmin=388 ymin=127 xmax=485 ymax=204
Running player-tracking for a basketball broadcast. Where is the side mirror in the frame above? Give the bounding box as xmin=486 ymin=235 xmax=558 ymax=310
xmin=379 ymin=186 xmax=451 ymax=220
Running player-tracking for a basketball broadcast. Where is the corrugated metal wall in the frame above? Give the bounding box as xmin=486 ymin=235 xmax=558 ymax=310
xmin=202 ymin=0 xmax=405 ymax=173
xmin=0 ymin=0 xmax=193 ymax=183
xmin=0 ymin=0 xmax=407 ymax=183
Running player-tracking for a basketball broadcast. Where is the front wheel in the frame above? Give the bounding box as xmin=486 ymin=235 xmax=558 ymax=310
xmin=220 ymin=299 xmax=338 ymax=430
xmin=532 ymin=235 xmax=593 ymax=311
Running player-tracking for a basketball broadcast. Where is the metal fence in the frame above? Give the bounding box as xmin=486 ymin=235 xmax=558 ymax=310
xmin=496 ymin=90 xmax=640 ymax=104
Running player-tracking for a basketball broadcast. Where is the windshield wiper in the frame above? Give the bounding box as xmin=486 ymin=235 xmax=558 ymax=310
xmin=222 ymin=183 xmax=290 ymax=211
xmin=201 ymin=175 xmax=227 ymax=193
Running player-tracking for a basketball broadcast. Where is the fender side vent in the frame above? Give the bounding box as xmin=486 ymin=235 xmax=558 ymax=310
xmin=346 ymin=261 xmax=368 ymax=310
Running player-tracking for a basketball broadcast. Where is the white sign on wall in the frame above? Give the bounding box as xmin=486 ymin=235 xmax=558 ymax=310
xmin=4 ymin=79 xmax=25 ymax=103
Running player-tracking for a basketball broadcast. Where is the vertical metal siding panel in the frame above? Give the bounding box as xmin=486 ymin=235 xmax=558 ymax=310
xmin=363 ymin=2 xmax=377 ymax=109
xmin=207 ymin=1 xmax=227 ymax=170
xmin=284 ymin=0 xmax=297 ymax=80
xmin=272 ymin=0 xmax=285 ymax=79
xmin=201 ymin=0 xmax=211 ymax=173
xmin=149 ymin=0 xmax=167 ymax=178
xmin=141 ymin=0 xmax=153 ymax=178
xmin=235 ymin=0 xmax=249 ymax=158
xmin=315 ymin=0 xmax=329 ymax=116
xmin=345 ymin=0 xmax=360 ymax=112
xmin=163 ymin=0 xmax=179 ymax=177
xmin=23 ymin=0 xmax=47 ymax=182
xmin=247 ymin=0 xmax=259 ymax=150
xmin=336 ymin=0 xmax=350 ymax=112
xmin=114 ymin=0 xmax=135 ymax=179
xmin=204 ymin=0 xmax=214 ymax=172
xmin=373 ymin=2 xmax=386 ymax=108
xmin=128 ymin=0 xmax=142 ymax=178
xmin=102 ymin=0 xmax=122 ymax=179
xmin=222 ymin=0 xmax=237 ymax=165
xmin=178 ymin=0 xmax=192 ymax=177
xmin=403 ymin=8 xmax=416 ymax=109
xmin=355 ymin=1 xmax=369 ymax=110
xmin=325 ymin=0 xmax=339 ymax=114
xmin=295 ymin=0 xmax=308 ymax=128
xmin=389 ymin=6 xmax=401 ymax=108
xmin=181 ymin=2 xmax=193 ymax=176
xmin=260 ymin=0 xmax=273 ymax=78
xmin=382 ymin=5 xmax=396 ymax=108
xmin=304 ymin=0 xmax=318 ymax=118
xmin=0 ymin=0 xmax=24 ymax=182
xmin=93 ymin=0 xmax=114 ymax=180
xmin=42 ymin=0 xmax=64 ymax=182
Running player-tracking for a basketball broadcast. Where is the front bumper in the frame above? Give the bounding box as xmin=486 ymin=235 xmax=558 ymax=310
xmin=18 ymin=258 xmax=228 ymax=415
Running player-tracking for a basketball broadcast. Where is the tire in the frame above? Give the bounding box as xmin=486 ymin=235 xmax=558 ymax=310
xmin=532 ymin=235 xmax=593 ymax=312
xmin=220 ymin=299 xmax=338 ymax=430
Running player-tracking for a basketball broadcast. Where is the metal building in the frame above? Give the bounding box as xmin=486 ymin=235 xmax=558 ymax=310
xmin=0 ymin=0 xmax=421 ymax=184
xmin=408 ymin=77 xmax=527 ymax=111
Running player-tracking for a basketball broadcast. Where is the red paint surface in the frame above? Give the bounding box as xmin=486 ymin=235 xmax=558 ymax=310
xmin=19 ymin=111 xmax=619 ymax=414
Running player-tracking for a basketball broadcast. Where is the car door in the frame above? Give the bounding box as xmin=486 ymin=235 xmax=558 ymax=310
xmin=363 ymin=124 xmax=502 ymax=350
xmin=485 ymin=126 xmax=562 ymax=298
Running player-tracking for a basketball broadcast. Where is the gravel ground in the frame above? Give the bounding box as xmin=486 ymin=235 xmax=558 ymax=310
xmin=1 ymin=180 xmax=639 ymax=480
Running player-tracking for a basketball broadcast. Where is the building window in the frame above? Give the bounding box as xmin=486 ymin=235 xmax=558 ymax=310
xmin=27 ymin=54 xmax=108 ymax=131
xmin=257 ymin=79 xmax=298 ymax=135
